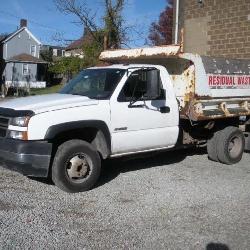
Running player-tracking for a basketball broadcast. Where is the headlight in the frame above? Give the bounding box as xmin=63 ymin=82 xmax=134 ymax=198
xmin=10 ymin=117 xmax=30 ymax=127
xmin=8 ymin=130 xmax=28 ymax=140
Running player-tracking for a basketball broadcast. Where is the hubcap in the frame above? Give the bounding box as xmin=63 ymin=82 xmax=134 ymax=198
xmin=228 ymin=136 xmax=242 ymax=158
xmin=66 ymin=154 xmax=91 ymax=182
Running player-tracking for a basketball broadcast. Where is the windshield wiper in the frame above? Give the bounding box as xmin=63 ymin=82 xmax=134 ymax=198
xmin=71 ymin=93 xmax=88 ymax=97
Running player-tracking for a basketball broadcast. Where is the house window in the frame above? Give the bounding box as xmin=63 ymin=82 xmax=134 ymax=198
xmin=53 ymin=49 xmax=57 ymax=57
xmin=31 ymin=45 xmax=36 ymax=57
xmin=23 ymin=64 xmax=29 ymax=75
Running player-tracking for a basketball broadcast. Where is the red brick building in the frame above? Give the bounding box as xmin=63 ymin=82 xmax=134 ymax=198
xmin=173 ymin=0 xmax=250 ymax=59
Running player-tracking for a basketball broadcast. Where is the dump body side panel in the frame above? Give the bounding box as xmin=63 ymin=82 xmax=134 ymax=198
xmin=183 ymin=54 xmax=250 ymax=121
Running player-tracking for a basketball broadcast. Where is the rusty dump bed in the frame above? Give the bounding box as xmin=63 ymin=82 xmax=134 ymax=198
xmin=100 ymin=46 xmax=250 ymax=121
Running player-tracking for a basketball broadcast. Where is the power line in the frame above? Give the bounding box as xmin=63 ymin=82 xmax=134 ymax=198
xmin=0 ymin=10 xmax=64 ymax=32
xmin=0 ymin=9 xmax=80 ymax=38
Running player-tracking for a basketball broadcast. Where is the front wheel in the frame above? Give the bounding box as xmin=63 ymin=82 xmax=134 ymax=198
xmin=52 ymin=140 xmax=101 ymax=193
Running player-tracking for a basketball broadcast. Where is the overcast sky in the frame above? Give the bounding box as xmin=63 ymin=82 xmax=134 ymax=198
xmin=0 ymin=0 xmax=167 ymax=48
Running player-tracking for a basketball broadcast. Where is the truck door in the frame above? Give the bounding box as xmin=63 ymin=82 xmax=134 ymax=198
xmin=110 ymin=68 xmax=179 ymax=155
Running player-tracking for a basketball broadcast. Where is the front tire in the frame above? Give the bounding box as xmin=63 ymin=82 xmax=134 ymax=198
xmin=52 ymin=140 xmax=101 ymax=193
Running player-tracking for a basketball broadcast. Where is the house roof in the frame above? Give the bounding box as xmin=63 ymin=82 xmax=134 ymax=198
xmin=0 ymin=33 xmax=12 ymax=42
xmin=50 ymin=45 xmax=65 ymax=50
xmin=1 ymin=27 xmax=41 ymax=45
xmin=6 ymin=53 xmax=47 ymax=64
xmin=65 ymin=37 xmax=85 ymax=51
xmin=65 ymin=28 xmax=95 ymax=51
xmin=41 ymin=45 xmax=66 ymax=50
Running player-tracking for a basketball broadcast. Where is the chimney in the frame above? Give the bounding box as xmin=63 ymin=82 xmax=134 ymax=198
xmin=20 ymin=19 xmax=27 ymax=28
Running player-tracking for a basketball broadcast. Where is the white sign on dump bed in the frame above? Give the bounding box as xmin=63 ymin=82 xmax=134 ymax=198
xmin=208 ymin=75 xmax=250 ymax=89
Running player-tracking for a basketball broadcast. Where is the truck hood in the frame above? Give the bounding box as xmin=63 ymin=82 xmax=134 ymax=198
xmin=0 ymin=94 xmax=99 ymax=114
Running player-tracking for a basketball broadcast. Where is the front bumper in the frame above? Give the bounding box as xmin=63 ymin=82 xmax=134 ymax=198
xmin=0 ymin=138 xmax=52 ymax=177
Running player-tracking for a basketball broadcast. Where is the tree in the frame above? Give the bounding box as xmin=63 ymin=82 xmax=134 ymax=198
xmin=40 ymin=49 xmax=53 ymax=63
xmin=82 ymin=30 xmax=105 ymax=66
xmin=148 ymin=0 xmax=173 ymax=46
xmin=53 ymin=0 xmax=127 ymax=69
xmin=54 ymin=0 xmax=126 ymax=50
xmin=48 ymin=56 xmax=84 ymax=81
xmin=104 ymin=0 xmax=125 ymax=49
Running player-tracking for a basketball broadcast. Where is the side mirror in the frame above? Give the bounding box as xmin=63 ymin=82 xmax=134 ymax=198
xmin=145 ymin=69 xmax=161 ymax=99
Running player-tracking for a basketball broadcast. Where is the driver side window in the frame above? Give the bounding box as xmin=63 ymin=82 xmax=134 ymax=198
xmin=118 ymin=69 xmax=164 ymax=102
xmin=121 ymin=70 xmax=144 ymax=101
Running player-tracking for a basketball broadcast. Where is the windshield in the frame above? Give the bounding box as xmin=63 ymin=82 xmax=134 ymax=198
xmin=60 ymin=68 xmax=125 ymax=99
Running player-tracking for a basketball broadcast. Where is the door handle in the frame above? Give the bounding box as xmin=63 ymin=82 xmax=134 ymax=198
xmin=128 ymin=104 xmax=145 ymax=108
xmin=160 ymin=106 xmax=170 ymax=113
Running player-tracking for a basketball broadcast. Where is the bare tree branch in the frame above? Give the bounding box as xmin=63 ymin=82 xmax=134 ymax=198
xmin=54 ymin=0 xmax=99 ymax=42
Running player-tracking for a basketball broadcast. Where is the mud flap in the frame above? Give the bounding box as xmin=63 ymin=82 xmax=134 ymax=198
xmin=244 ymin=132 xmax=250 ymax=152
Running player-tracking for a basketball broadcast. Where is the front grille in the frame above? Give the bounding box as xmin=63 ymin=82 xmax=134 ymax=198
xmin=0 ymin=117 xmax=9 ymax=128
xmin=0 ymin=116 xmax=10 ymax=138
xmin=0 ymin=128 xmax=7 ymax=137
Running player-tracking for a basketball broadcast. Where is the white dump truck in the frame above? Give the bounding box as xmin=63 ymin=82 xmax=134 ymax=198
xmin=0 ymin=46 xmax=249 ymax=192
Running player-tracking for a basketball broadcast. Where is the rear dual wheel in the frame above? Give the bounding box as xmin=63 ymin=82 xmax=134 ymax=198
xmin=207 ymin=127 xmax=245 ymax=165
xmin=207 ymin=130 xmax=221 ymax=162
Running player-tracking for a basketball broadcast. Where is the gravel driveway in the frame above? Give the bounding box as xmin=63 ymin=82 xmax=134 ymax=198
xmin=0 ymin=149 xmax=250 ymax=250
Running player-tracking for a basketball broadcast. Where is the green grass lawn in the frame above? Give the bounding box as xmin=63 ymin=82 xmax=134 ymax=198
xmin=30 ymin=84 xmax=63 ymax=95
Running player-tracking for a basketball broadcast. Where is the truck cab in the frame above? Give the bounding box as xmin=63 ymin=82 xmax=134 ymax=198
xmin=105 ymin=64 xmax=179 ymax=155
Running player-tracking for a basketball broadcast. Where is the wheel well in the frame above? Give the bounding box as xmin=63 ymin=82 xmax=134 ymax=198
xmin=49 ymin=127 xmax=110 ymax=160
xmin=179 ymin=117 xmax=242 ymax=145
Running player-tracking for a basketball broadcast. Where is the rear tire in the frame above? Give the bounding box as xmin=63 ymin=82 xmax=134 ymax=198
xmin=207 ymin=130 xmax=221 ymax=162
xmin=52 ymin=140 xmax=101 ymax=193
xmin=217 ymin=127 xmax=245 ymax=165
